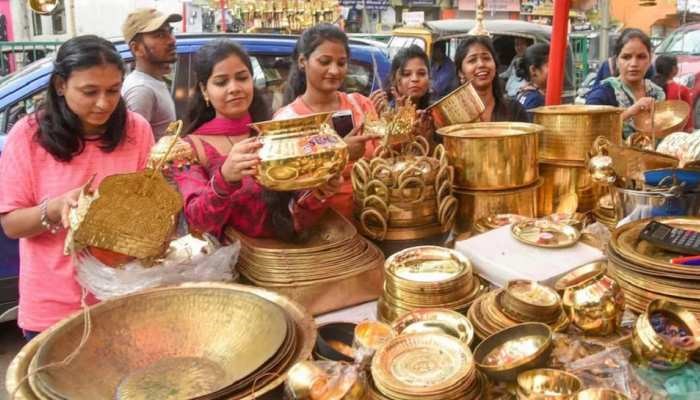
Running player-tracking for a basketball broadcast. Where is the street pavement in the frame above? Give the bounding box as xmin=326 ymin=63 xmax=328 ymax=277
xmin=0 ymin=321 xmax=24 ymax=400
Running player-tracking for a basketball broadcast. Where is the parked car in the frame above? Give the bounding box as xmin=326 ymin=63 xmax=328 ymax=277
xmin=389 ymin=19 xmax=577 ymax=101
xmin=0 ymin=33 xmax=391 ymax=322
xmin=655 ymin=23 xmax=700 ymax=129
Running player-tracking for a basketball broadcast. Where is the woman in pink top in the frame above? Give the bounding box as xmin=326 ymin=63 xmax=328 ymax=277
xmin=0 ymin=36 xmax=155 ymax=338
xmin=275 ymin=24 xmax=379 ymax=219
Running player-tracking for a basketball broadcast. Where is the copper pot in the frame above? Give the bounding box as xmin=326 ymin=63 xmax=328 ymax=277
xmin=537 ymin=160 xmax=595 ymax=217
xmin=437 ymin=122 xmax=541 ymax=191
xmin=532 ymin=105 xmax=622 ymax=163
xmin=454 ymin=178 xmax=541 ymax=234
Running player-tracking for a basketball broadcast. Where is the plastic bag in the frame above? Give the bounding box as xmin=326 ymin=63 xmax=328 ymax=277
xmin=285 ymin=361 xmax=368 ymax=400
xmin=75 ymin=236 xmax=240 ymax=300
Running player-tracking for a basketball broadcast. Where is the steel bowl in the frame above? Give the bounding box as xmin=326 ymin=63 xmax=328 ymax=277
xmin=427 ymin=80 xmax=485 ymax=128
xmin=436 ymin=122 xmax=541 ymax=190
xmin=611 ymin=185 xmax=700 ymax=227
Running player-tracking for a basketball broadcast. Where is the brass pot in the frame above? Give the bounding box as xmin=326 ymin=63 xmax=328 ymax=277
xmin=557 ymin=262 xmax=625 ymax=336
xmin=437 ymin=122 xmax=541 ymax=190
xmin=532 ymin=105 xmax=623 ymax=163
xmin=253 ymin=112 xmax=349 ymax=191
xmin=454 ymin=178 xmax=541 ymax=234
xmin=427 ymin=80 xmax=485 ymax=128
xmin=631 ymin=299 xmax=700 ymax=370
xmin=537 ymin=160 xmax=595 ymax=216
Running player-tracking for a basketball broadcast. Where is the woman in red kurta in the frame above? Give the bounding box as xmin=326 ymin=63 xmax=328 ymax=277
xmin=276 ymin=24 xmax=379 ymax=219
xmin=172 ymin=40 xmax=340 ymax=241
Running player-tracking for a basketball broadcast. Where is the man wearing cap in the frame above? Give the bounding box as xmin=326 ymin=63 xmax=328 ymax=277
xmin=122 ymin=8 xmax=181 ymax=139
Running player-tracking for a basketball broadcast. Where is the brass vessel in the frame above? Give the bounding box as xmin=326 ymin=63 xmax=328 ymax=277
xmin=575 ymin=388 xmax=630 ymax=400
xmin=437 ymin=122 xmax=540 ymax=190
xmin=632 ymin=100 xmax=690 ymax=139
xmin=537 ymin=161 xmax=595 ymax=216
xmin=427 ymin=80 xmax=485 ymax=128
xmin=392 ymin=308 xmax=475 ymax=347
xmin=252 ymin=112 xmax=349 ymax=191
xmin=556 ymin=262 xmax=625 ymax=336
xmin=532 ymin=105 xmax=623 ymax=163
xmin=454 ymin=178 xmax=540 ymax=234
xmin=631 ymin=299 xmax=700 ymax=370
xmin=516 ymin=369 xmax=583 ymax=400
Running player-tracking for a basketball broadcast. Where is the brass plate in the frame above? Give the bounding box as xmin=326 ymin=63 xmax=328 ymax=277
xmin=392 ymin=309 xmax=475 ymax=347
xmin=506 ymin=280 xmax=560 ymax=308
xmin=31 ymin=285 xmax=292 ymax=400
xmin=385 ymin=246 xmax=472 ymax=286
xmin=371 ymin=333 xmax=473 ymax=395
xmin=511 ymin=219 xmax=581 ymax=248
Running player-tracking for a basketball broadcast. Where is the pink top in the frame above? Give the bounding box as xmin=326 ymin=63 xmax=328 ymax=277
xmin=0 ymin=112 xmax=155 ymax=332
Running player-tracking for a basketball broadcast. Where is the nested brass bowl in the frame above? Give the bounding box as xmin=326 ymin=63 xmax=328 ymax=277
xmin=427 ymin=80 xmax=485 ymax=128
xmin=632 ymin=299 xmax=700 ymax=370
xmin=532 ymin=105 xmax=623 ymax=163
xmin=474 ymin=322 xmax=553 ymax=382
xmin=556 ymin=261 xmax=625 ymax=336
xmin=575 ymin=388 xmax=630 ymax=400
xmin=384 ymin=246 xmax=473 ymax=294
xmin=436 ymin=122 xmax=541 ymax=190
xmin=253 ymin=112 xmax=349 ymax=191
xmin=516 ymin=368 xmax=583 ymax=400
xmin=392 ymin=308 xmax=475 ymax=347
xmin=501 ymin=280 xmax=563 ymax=324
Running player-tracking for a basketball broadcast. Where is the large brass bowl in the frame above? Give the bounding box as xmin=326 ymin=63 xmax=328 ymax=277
xmin=25 ymin=283 xmax=315 ymax=400
xmin=427 ymin=81 xmax=485 ymax=128
xmin=253 ymin=112 xmax=349 ymax=191
xmin=532 ymin=105 xmax=622 ymax=162
xmin=633 ymin=100 xmax=690 ymax=138
xmin=436 ymin=122 xmax=541 ymax=190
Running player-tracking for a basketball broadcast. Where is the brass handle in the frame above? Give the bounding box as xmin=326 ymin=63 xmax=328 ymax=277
xmin=436 ymin=179 xmax=452 ymax=205
xmin=360 ymin=208 xmax=387 ymax=241
xmin=373 ymin=145 xmax=398 ymax=159
xmin=371 ymin=164 xmax=394 ymax=187
xmin=433 ymin=144 xmax=447 ymax=166
xmin=351 ymin=162 xmax=369 ymax=193
xmin=438 ymin=195 xmax=458 ymax=228
xmin=364 ymin=179 xmax=389 ymax=201
xmin=397 ymin=176 xmax=425 ymax=203
xmin=397 ymin=165 xmax=423 ymax=187
xmin=435 ymin=164 xmax=451 ymax=190
xmin=370 ymin=157 xmax=390 ymax=171
xmin=362 ymin=194 xmax=389 ymax=217
xmin=415 ymin=135 xmax=430 ymax=155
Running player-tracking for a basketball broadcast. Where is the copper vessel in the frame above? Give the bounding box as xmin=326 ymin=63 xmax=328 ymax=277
xmin=427 ymin=80 xmax=485 ymax=128
xmin=454 ymin=179 xmax=540 ymax=234
xmin=532 ymin=105 xmax=622 ymax=163
xmin=436 ymin=122 xmax=540 ymax=190
xmin=537 ymin=161 xmax=595 ymax=216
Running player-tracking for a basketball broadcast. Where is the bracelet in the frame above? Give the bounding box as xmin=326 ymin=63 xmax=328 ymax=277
xmin=39 ymin=198 xmax=61 ymax=234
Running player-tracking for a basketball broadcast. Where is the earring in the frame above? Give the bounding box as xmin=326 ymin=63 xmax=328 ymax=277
xmin=204 ymin=97 xmax=210 ymax=108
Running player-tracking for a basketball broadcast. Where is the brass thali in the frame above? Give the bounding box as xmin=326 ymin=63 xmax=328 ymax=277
xmin=511 ymin=219 xmax=581 ymax=248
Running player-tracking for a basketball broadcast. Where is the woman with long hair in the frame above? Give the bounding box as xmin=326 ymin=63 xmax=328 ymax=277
xmin=454 ymin=36 xmax=529 ymax=123
xmin=277 ymin=24 xmax=378 ymax=218
xmin=369 ymin=45 xmax=434 ymax=141
xmin=172 ymin=39 xmax=338 ymax=242
xmin=515 ymin=43 xmax=550 ymax=118
xmin=0 ymin=35 xmax=155 ymax=338
xmin=586 ymin=29 xmax=665 ymax=139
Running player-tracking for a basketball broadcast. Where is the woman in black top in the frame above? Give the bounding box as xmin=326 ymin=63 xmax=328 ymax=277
xmin=454 ymin=36 xmax=529 ymax=123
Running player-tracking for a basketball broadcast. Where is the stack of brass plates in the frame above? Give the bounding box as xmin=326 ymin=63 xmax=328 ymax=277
xmin=6 ymin=283 xmax=315 ymax=400
xmin=592 ymin=193 xmax=617 ymax=229
xmin=377 ymin=246 xmax=487 ymax=323
xmin=468 ymin=289 xmax=569 ymax=341
xmin=227 ymin=210 xmax=384 ymax=316
xmin=370 ymin=333 xmax=483 ymax=399
xmin=608 ymin=217 xmax=700 ymax=318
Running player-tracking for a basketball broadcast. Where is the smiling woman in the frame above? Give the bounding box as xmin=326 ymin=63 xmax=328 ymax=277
xmin=0 ymin=35 xmax=155 ymax=338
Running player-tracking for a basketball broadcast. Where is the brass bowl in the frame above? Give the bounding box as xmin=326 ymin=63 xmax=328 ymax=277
xmin=384 ymin=246 xmax=473 ymax=292
xmin=392 ymin=308 xmax=475 ymax=347
xmin=436 ymin=122 xmax=541 ymax=190
xmin=631 ymin=299 xmax=700 ymax=370
xmin=287 ymin=361 xmax=329 ymax=399
xmin=501 ymin=280 xmax=563 ymax=324
xmin=516 ymin=368 xmax=583 ymax=400
xmin=253 ymin=112 xmax=349 ymax=191
xmin=28 ymin=282 xmax=316 ymax=400
xmin=556 ymin=262 xmax=625 ymax=336
xmin=354 ymin=321 xmax=396 ymax=353
xmin=532 ymin=105 xmax=623 ymax=163
xmin=575 ymin=388 xmax=630 ymax=400
xmin=454 ymin=179 xmax=540 ymax=234
xmin=427 ymin=80 xmax=485 ymax=128
xmin=633 ymin=100 xmax=690 ymax=138
xmin=474 ymin=322 xmax=553 ymax=382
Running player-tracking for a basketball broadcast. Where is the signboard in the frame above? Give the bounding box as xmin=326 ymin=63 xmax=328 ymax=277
xmin=678 ymin=0 xmax=700 ymax=14
xmin=458 ymin=0 xmax=520 ymax=12
xmin=403 ymin=11 xmax=425 ymax=26
xmin=340 ymin=0 xmax=390 ymax=11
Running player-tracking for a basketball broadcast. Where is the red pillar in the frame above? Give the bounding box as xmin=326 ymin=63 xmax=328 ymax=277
xmin=220 ymin=0 xmax=226 ymax=32
xmin=182 ymin=1 xmax=187 ymax=33
xmin=545 ymin=0 xmax=571 ymax=105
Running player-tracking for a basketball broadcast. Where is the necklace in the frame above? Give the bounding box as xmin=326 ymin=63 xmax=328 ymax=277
xmin=300 ymin=92 xmax=340 ymax=113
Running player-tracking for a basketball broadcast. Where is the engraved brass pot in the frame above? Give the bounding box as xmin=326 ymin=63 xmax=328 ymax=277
xmin=557 ymin=262 xmax=625 ymax=336
xmin=253 ymin=112 xmax=349 ymax=191
xmin=532 ymin=105 xmax=622 ymax=163
xmin=454 ymin=178 xmax=540 ymax=234
xmin=427 ymin=80 xmax=485 ymax=128
xmin=437 ymin=122 xmax=541 ymax=190
xmin=537 ymin=161 xmax=595 ymax=216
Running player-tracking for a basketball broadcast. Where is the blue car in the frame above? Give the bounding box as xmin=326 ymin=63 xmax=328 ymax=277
xmin=0 ymin=33 xmax=391 ymax=322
